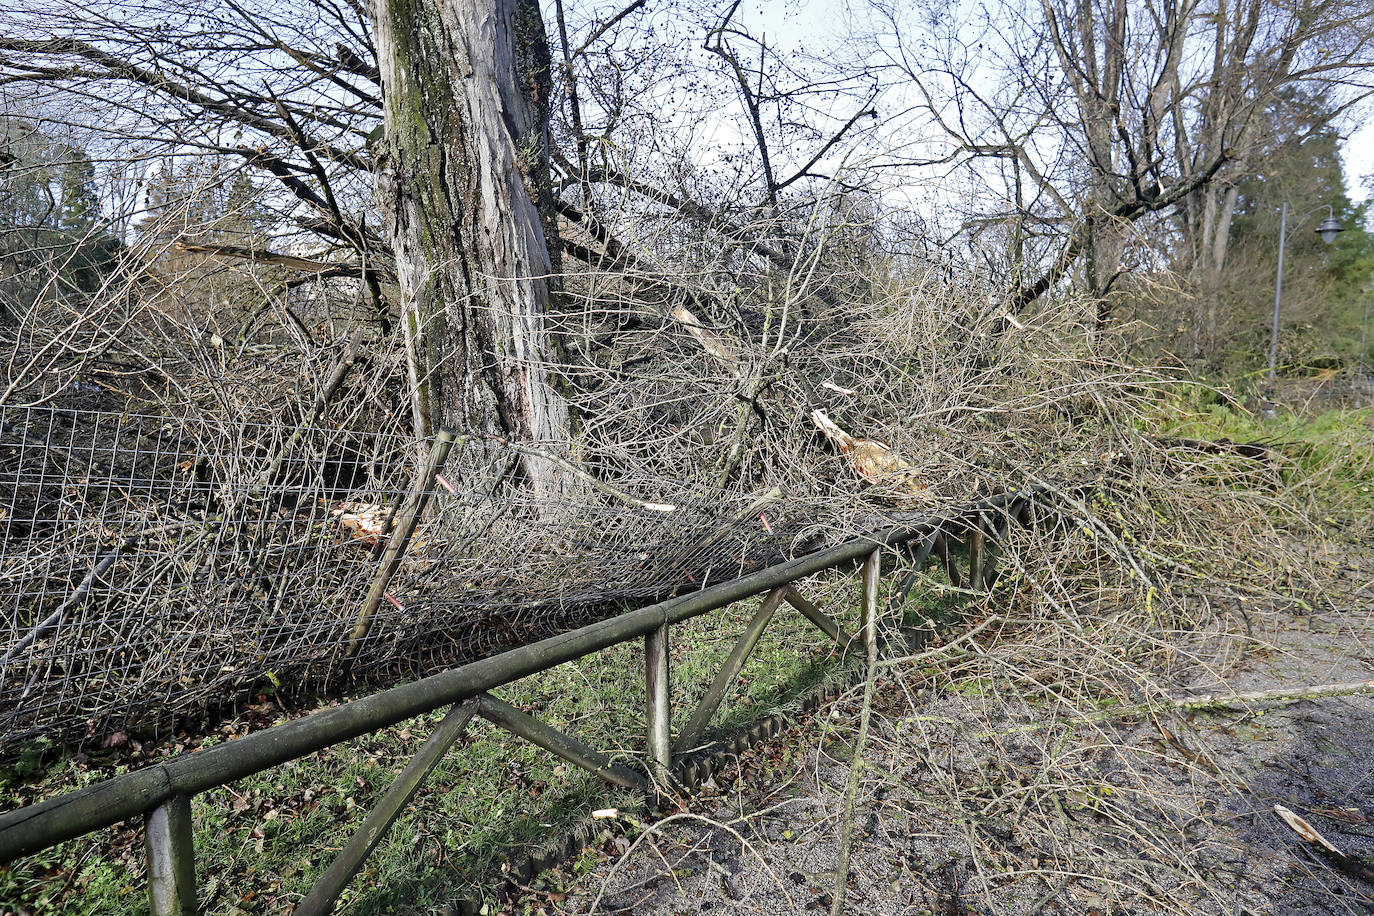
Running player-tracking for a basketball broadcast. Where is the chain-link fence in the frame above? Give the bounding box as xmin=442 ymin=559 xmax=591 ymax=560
xmin=0 ymin=402 xmax=849 ymax=761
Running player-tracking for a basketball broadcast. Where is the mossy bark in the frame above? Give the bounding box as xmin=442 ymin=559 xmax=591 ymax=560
xmin=369 ymin=0 xmax=569 ymax=497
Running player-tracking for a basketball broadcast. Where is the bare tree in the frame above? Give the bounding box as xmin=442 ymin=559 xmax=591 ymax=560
xmin=367 ymin=0 xmax=571 ymax=495
xmin=866 ymin=0 xmax=1374 ymax=336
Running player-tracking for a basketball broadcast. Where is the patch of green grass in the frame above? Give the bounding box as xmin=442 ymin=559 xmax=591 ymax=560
xmin=1160 ymin=397 xmax=1374 ymax=515
xmin=0 ymin=582 xmax=867 ymax=916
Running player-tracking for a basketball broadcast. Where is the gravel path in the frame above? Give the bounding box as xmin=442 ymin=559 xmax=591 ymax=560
xmin=499 ymin=597 xmax=1374 ymax=915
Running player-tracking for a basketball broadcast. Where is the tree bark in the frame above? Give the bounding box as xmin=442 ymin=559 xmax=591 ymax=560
xmin=369 ymin=0 xmax=570 ymax=498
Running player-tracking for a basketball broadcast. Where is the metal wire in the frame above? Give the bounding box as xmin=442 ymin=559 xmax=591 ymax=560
xmin=0 ymin=403 xmax=839 ymax=760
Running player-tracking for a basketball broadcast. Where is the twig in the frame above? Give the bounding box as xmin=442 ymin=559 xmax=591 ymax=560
xmin=483 ymin=436 xmax=675 ymax=512
xmin=984 ymin=679 xmax=1374 ymax=737
xmin=830 ymin=553 xmax=881 ymax=916
xmin=880 ymin=615 xmax=1004 ymax=669
xmin=587 ymin=812 xmax=794 ymax=914
xmin=1111 ymin=680 xmax=1374 ymax=719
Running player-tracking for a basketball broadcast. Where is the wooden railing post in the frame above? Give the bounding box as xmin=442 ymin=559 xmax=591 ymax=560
xmin=145 ymin=794 xmax=196 ymax=916
xmin=860 ymin=548 xmax=880 ymax=653
xmin=645 ymin=623 xmax=671 ymax=783
xmin=968 ymin=513 xmax=986 ymax=591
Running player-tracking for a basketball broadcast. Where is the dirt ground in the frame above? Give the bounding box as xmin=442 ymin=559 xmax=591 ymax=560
xmin=499 ymin=589 xmax=1374 ymax=915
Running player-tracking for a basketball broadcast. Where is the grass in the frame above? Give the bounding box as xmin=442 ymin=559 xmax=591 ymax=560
xmin=0 ymin=573 xmax=875 ymax=916
xmin=1155 ymin=383 xmax=1374 ymax=517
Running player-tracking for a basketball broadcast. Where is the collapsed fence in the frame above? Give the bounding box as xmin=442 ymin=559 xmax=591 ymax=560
xmin=0 ymin=472 xmax=1063 ymax=916
xmin=0 ymin=404 xmax=884 ymax=761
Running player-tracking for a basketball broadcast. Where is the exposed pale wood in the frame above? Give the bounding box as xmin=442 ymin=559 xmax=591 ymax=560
xmin=1275 ymin=803 xmax=1374 ymax=886
xmin=670 ymin=305 xmax=739 ymax=369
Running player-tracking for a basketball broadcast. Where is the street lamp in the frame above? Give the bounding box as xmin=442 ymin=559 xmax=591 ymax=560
xmin=1358 ymin=289 xmax=1371 ymax=409
xmin=1263 ymin=202 xmax=1344 ymax=416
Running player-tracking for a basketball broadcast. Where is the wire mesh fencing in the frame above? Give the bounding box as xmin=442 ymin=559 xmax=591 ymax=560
xmin=0 ymin=403 xmax=843 ymax=762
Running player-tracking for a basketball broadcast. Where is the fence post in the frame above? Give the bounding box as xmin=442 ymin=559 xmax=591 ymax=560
xmin=145 ymin=794 xmax=196 ymax=916
xmin=347 ymin=428 xmax=458 ymax=656
xmin=645 ymin=623 xmax=671 ymax=783
xmin=968 ymin=514 xmax=986 ymax=591
xmin=861 ymin=548 xmax=880 ymax=653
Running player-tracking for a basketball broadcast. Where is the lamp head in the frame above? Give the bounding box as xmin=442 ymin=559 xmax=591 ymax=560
xmin=1317 ymin=215 xmax=1344 ymax=244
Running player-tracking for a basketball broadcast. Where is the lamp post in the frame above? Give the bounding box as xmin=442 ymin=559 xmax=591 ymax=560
xmin=1358 ymin=290 xmax=1371 ymax=408
xmin=1262 ymin=202 xmax=1344 ymax=417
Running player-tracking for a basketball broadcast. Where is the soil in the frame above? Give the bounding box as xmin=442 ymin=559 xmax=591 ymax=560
xmin=499 ymin=590 xmax=1374 ymax=915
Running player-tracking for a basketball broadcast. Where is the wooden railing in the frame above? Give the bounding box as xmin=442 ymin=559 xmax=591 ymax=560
xmin=0 ymin=485 xmax=1054 ymax=916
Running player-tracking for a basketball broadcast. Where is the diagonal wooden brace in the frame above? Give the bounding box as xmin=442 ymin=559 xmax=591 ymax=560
xmin=783 ymin=586 xmax=855 ymax=649
xmin=477 ymin=694 xmax=647 ymax=791
xmin=296 ymin=699 xmax=478 ymax=916
xmin=674 ymin=587 xmax=786 ymax=753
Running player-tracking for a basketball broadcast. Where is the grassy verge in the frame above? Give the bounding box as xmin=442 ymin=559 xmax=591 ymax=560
xmin=0 ymin=573 xmax=875 ymax=915
xmin=1156 ymin=385 xmax=1373 ymax=515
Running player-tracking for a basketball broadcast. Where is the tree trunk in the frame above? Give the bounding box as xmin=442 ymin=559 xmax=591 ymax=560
xmin=369 ymin=0 xmax=570 ymax=498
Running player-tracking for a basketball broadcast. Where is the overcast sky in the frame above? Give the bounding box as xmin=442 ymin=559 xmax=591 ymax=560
xmin=1342 ymin=120 xmax=1373 ymax=202
xmin=736 ymin=0 xmax=1373 ymax=206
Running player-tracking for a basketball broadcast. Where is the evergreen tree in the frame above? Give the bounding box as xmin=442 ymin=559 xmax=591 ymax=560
xmin=55 ymin=146 xmax=116 ymax=293
xmin=1 ymin=119 xmax=58 ymax=321
xmin=1192 ymin=90 xmax=1374 ymax=372
xmin=57 ymin=147 xmax=99 ymax=233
